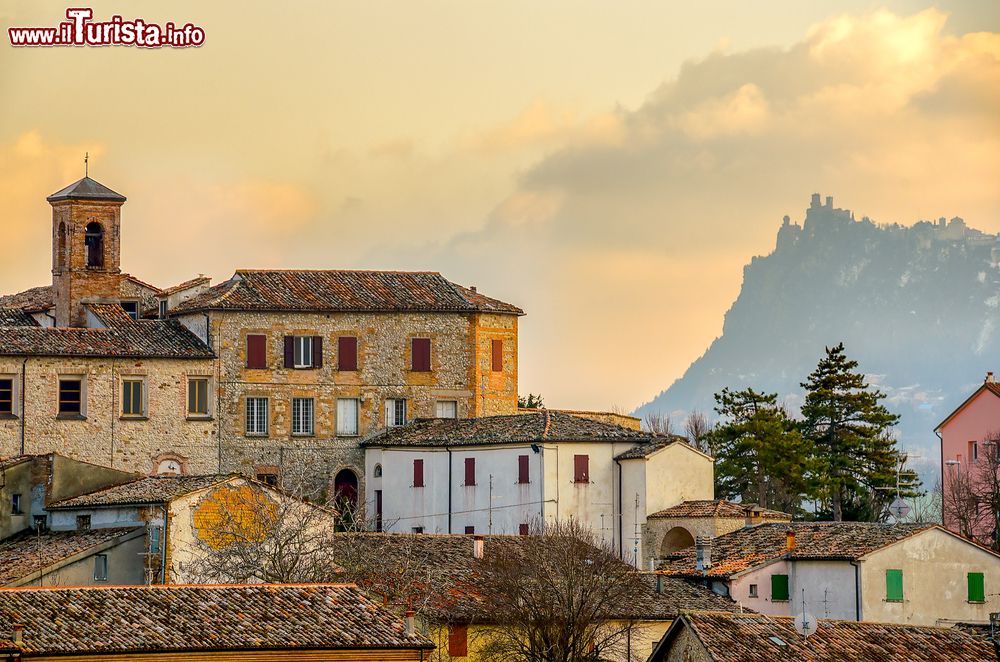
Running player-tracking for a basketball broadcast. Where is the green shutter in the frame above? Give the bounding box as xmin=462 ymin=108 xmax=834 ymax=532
xmin=771 ymin=574 xmax=789 ymax=601
xmin=886 ymin=569 xmax=903 ymax=602
xmin=968 ymin=572 xmax=985 ymax=602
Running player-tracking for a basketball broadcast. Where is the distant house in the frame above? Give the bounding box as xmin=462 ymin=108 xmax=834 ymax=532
xmin=362 ymin=411 xmax=713 ymax=563
xmin=0 ymin=584 xmax=433 ymax=661
xmin=329 ymin=533 xmax=741 ymax=662
xmin=0 ymin=528 xmax=144 ymax=587
xmin=935 ymin=373 xmax=1000 ymax=540
xmin=46 ymin=473 xmax=335 ymax=583
xmin=658 ymin=522 xmax=1000 ymax=626
xmin=647 ymin=610 xmax=995 ymax=662
xmin=642 ymin=499 xmax=792 ymax=568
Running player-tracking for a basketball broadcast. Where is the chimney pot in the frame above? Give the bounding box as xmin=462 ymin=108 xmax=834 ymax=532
xmin=786 ymin=529 xmax=796 ymax=552
xmin=987 ymin=372 xmax=994 ymax=383
xmin=473 ymin=535 xmax=484 ymax=559
xmin=745 ymin=505 xmax=765 ymax=528
xmin=13 ymin=623 xmax=24 ymax=645
xmin=695 ymin=536 xmax=712 ymax=572
xmin=404 ymin=610 xmax=415 ymax=635
xmin=470 ymin=285 xmax=477 ymax=292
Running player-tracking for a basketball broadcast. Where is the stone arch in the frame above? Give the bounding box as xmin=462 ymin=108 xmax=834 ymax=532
xmin=660 ymin=526 xmax=695 ymax=555
xmin=84 ymin=221 xmax=104 ymax=268
xmin=151 ymin=452 xmax=188 ymax=476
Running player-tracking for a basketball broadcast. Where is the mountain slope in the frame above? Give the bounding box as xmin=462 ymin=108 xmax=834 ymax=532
xmin=635 ymin=194 xmax=1000 ymax=465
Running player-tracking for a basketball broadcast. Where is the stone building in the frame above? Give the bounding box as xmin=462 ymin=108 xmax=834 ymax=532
xmin=0 ymin=175 xmax=523 ymax=503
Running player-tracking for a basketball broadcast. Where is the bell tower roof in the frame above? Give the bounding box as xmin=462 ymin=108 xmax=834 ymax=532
xmin=47 ymin=176 xmax=126 ymax=203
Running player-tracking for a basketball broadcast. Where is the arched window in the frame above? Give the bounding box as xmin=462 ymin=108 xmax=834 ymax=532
xmin=56 ymin=222 xmax=67 ymax=271
xmin=334 ymin=468 xmax=359 ymax=511
xmin=84 ymin=222 xmax=104 ymax=268
xmin=373 ymin=463 xmax=383 ymax=478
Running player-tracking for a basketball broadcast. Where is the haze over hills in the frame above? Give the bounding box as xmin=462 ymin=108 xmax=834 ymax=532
xmin=635 ymin=194 xmax=1000 ymax=475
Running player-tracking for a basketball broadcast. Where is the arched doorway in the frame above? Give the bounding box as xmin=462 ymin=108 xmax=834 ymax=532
xmin=660 ymin=526 xmax=695 ymax=555
xmin=333 ymin=468 xmax=359 ymax=511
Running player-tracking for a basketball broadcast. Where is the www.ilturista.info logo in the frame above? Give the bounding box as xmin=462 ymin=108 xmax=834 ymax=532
xmin=8 ymin=8 xmax=205 ymax=48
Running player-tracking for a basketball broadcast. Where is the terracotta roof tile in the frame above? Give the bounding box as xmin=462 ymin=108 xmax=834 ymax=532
xmin=614 ymin=435 xmax=689 ymax=459
xmin=0 ymin=286 xmax=53 ymax=313
xmin=0 ymin=528 xmax=142 ymax=586
xmin=0 ymin=304 xmax=213 ymax=359
xmin=172 ymin=269 xmax=524 ymax=315
xmin=659 ymin=522 xmax=934 ymax=578
xmin=362 ymin=411 xmax=656 ymax=448
xmin=49 ymin=475 xmax=237 ymax=509
xmin=659 ymin=610 xmax=994 ymax=661
xmin=159 ymin=275 xmax=210 ymax=296
xmin=648 ymin=500 xmax=792 ymax=520
xmin=0 ymin=584 xmax=433 ymax=654
xmin=0 ymin=309 xmax=36 ymax=327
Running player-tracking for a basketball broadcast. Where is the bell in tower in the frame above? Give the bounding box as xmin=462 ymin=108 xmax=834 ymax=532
xmin=47 ymin=176 xmax=127 ymax=327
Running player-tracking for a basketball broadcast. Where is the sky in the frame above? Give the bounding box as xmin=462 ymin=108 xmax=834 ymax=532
xmin=1 ymin=1 xmax=998 ymax=412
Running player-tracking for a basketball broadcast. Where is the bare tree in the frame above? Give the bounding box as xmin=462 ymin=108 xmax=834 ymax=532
xmin=974 ymin=434 xmax=1000 ymax=550
xmin=942 ymin=460 xmax=984 ymax=541
xmin=472 ymin=520 xmax=651 ymax=662
xmin=684 ymin=410 xmax=713 ymax=453
xmin=643 ymin=411 xmax=673 ymax=436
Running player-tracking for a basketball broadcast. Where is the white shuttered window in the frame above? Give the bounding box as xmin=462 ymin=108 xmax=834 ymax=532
xmin=337 ymin=398 xmax=359 ymax=436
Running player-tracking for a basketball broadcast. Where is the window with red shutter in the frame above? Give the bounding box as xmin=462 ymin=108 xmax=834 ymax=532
xmin=283 ymin=336 xmax=295 ymax=368
xmin=412 ymin=338 xmax=431 ymax=372
xmin=464 ymin=457 xmax=476 ymax=486
xmin=246 ymin=335 xmax=267 ymax=369
xmin=311 ymin=336 xmax=323 ymax=368
xmin=448 ymin=624 xmax=468 ymax=657
xmin=518 ymin=455 xmax=529 ymax=484
xmin=413 ymin=459 xmax=424 ymax=487
xmin=519 ymin=523 xmax=529 ymax=536
xmin=573 ymin=455 xmax=589 ymax=483
xmin=491 ymin=339 xmax=503 ymax=372
xmin=338 ymin=336 xmax=358 ymax=371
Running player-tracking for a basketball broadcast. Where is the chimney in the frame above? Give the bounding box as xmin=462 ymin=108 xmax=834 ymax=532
xmin=12 ymin=623 xmax=24 ymax=645
xmin=745 ymin=505 xmax=764 ymax=528
xmin=987 ymin=372 xmax=994 ymax=383
xmin=810 ymin=193 xmax=821 ymax=208
xmin=470 ymin=285 xmax=477 ymax=292
xmin=825 ymin=195 xmax=833 ymax=209
xmin=404 ymin=610 xmax=415 ymax=636
xmin=695 ymin=536 xmax=712 ymax=572
xmin=473 ymin=535 xmax=484 ymax=559
xmin=786 ymin=529 xmax=796 ymax=552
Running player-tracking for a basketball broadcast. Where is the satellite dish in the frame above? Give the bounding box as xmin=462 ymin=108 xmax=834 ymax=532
xmin=794 ymin=612 xmax=817 ymax=638
xmin=889 ymin=498 xmax=911 ymax=520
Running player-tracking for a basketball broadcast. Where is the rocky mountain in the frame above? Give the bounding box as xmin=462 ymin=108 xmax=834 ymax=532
xmin=635 ymin=194 xmax=1000 ymax=474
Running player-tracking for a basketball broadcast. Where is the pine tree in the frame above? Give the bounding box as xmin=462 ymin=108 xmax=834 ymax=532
xmin=709 ymin=387 xmax=812 ymax=514
xmin=800 ymin=343 xmax=901 ymax=521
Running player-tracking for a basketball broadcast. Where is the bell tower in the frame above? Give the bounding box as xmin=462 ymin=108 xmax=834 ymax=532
xmin=47 ymin=176 xmax=127 ymax=327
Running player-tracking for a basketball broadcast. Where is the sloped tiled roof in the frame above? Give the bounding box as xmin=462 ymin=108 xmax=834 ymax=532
xmin=0 ymin=584 xmax=433 ymax=654
xmin=649 ymin=500 xmax=792 ymax=520
xmin=46 ymin=176 xmax=126 ymax=202
xmin=0 ymin=303 xmax=213 ymax=359
xmin=0 ymin=528 xmax=142 ymax=586
xmin=160 ymin=275 xmax=211 ymax=296
xmin=171 ymin=269 xmax=524 ymax=315
xmin=659 ymin=522 xmax=933 ymax=578
xmin=362 ymin=411 xmax=656 ymax=448
xmin=49 ymin=474 xmax=237 ymax=509
xmin=0 ymin=308 xmax=38 ymax=327
xmin=0 ymin=285 xmax=53 ymax=313
xmin=653 ymin=611 xmax=994 ymax=662
xmin=614 ymin=435 xmax=690 ymax=459
xmin=329 ymin=533 xmax=741 ymax=623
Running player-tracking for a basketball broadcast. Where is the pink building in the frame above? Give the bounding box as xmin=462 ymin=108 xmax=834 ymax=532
xmin=936 ymin=373 xmax=1000 ymax=540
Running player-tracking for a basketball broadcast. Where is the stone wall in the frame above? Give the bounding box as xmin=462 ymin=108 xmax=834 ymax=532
xmin=0 ymin=356 xmax=218 ymax=475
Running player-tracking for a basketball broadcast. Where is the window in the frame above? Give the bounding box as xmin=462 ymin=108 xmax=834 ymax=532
xmin=385 ymin=399 xmax=407 ymax=427
xmin=465 ymin=526 xmax=475 ymax=535
xmin=33 ymin=515 xmax=46 ymax=530
xmin=885 ymin=569 xmax=903 ymax=602
xmin=573 ymin=454 xmax=590 ymax=483
xmin=518 ymin=455 xmax=529 ymax=484
xmin=971 ymin=441 xmax=979 ymax=464
xmin=374 ymin=489 xmax=383 ymax=532
xmin=771 ymin=574 xmax=789 ymax=601
xmin=519 ymin=523 xmax=529 ymax=536
xmin=338 ymin=336 xmax=358 ymax=371
xmin=121 ymin=379 xmax=144 ymax=417
xmin=257 ymin=472 xmax=279 ymax=486
xmin=337 ymin=398 xmax=359 ymax=436
xmin=77 ymin=515 xmax=91 ymax=530
xmin=969 ymin=572 xmax=985 ymax=602
xmin=291 ymin=397 xmax=314 ymax=435
xmin=84 ymin=222 xmax=104 ymax=269
xmin=373 ymin=464 xmax=383 ymax=478
xmin=749 ymin=584 xmax=758 ymax=598
xmin=412 ymin=526 xmax=424 ymax=534
xmin=491 ymin=339 xmax=503 ymax=372
xmin=245 ymin=397 xmax=269 ymax=435
xmin=246 ymin=335 xmax=267 ymax=369
xmin=187 ymin=377 xmax=210 ymax=417
xmin=120 ymin=301 xmax=139 ymax=320
xmin=94 ymin=554 xmax=108 ymax=582
xmin=411 ymin=338 xmax=431 ymax=372
xmin=149 ymin=526 xmax=162 ymax=554
xmin=285 ymin=335 xmax=322 ymax=369
xmin=58 ymin=378 xmax=83 ymax=416
xmin=158 ymin=299 xmax=168 ymax=319
xmin=448 ymin=624 xmax=468 ymax=657
xmin=0 ymin=378 xmax=13 ymax=416
xmin=413 ymin=458 xmax=424 ymax=487
xmin=436 ymin=400 xmax=458 ymax=419
xmin=11 ymin=494 xmax=22 ymax=515
xmin=464 ymin=457 xmax=476 ymax=486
